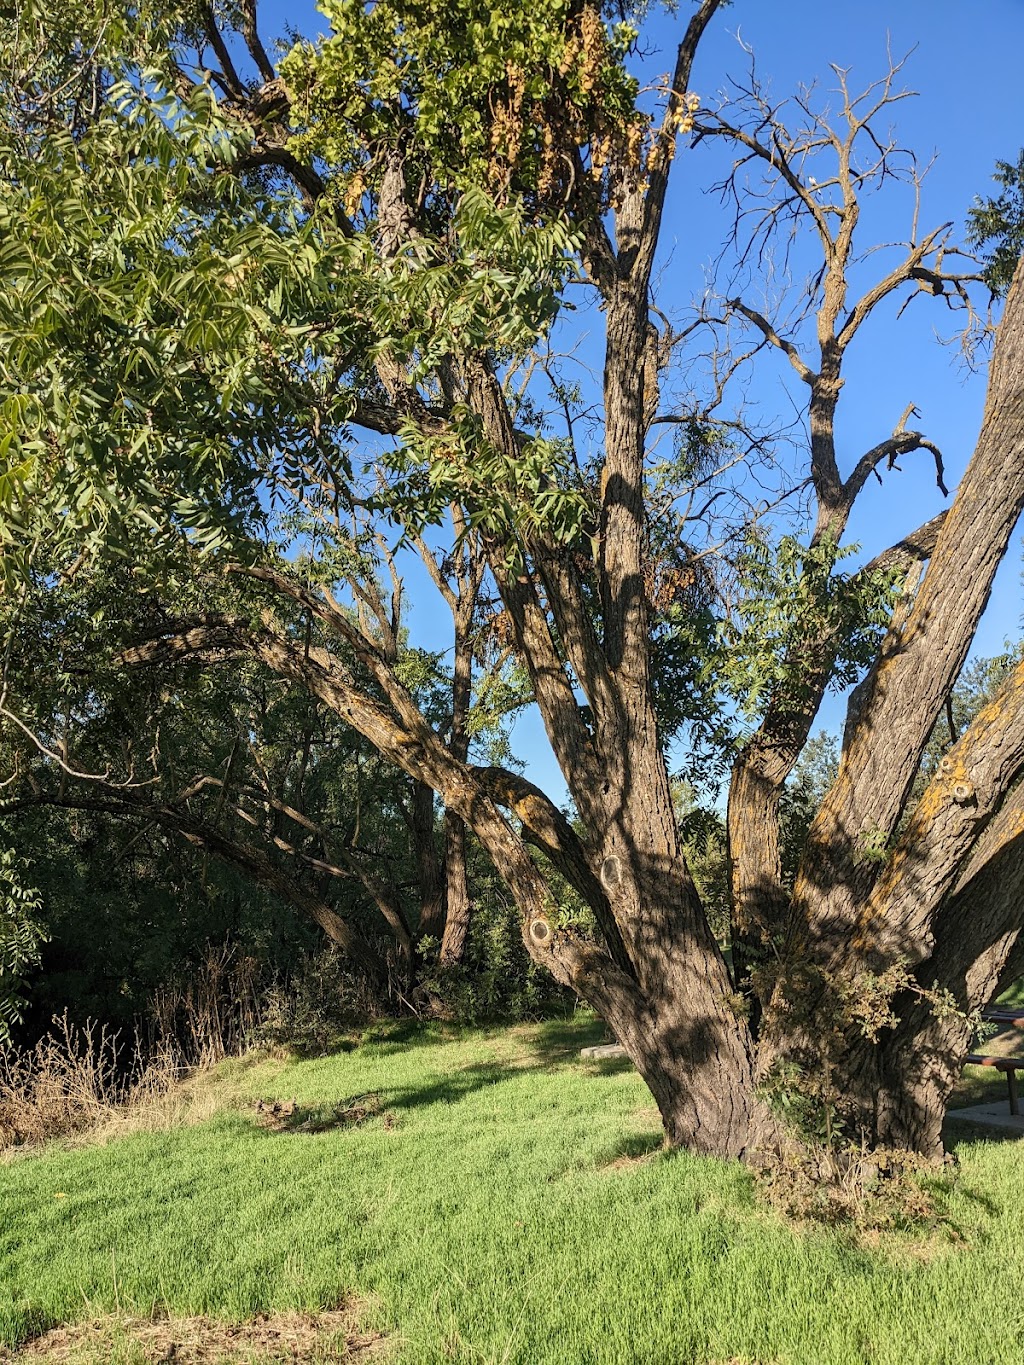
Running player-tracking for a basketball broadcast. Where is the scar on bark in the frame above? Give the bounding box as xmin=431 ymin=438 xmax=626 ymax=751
xmin=529 ymin=917 xmax=554 ymax=947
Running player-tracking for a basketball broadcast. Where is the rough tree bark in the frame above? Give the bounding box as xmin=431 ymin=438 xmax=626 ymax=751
xmin=752 ymin=261 xmax=1024 ymax=1149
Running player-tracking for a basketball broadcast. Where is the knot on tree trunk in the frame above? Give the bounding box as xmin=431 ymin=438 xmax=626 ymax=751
xmin=528 ymin=917 xmax=554 ymax=947
xmin=600 ymin=854 xmax=622 ymax=889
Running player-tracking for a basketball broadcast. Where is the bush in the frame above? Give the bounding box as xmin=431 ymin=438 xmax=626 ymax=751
xmin=257 ymin=949 xmax=385 ymax=1056
xmin=752 ymin=1143 xmax=957 ymax=1230
xmin=420 ymin=888 xmax=573 ymax=1023
xmin=0 ymin=848 xmax=47 ymax=1044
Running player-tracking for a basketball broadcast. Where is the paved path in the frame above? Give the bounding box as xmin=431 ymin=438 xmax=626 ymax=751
xmin=946 ymin=1101 xmax=1024 ymax=1133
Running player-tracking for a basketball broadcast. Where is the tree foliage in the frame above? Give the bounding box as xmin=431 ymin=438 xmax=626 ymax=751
xmin=969 ymin=151 xmax=1024 ymax=297
xmin=0 ymin=846 xmax=46 ymax=1043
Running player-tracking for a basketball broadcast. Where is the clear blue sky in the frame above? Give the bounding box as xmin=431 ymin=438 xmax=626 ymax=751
xmin=260 ymin=0 xmax=1024 ymax=800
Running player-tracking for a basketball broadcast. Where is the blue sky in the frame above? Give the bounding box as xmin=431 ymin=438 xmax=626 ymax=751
xmin=260 ymin=0 xmax=1024 ymax=799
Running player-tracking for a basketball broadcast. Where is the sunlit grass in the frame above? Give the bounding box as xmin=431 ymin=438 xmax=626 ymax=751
xmin=2 ymin=1014 xmax=1023 ymax=1364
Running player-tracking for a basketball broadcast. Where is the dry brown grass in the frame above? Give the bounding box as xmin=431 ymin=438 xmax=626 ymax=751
xmin=0 ymin=1013 xmax=264 ymax=1158
xmin=0 ymin=1013 xmax=171 ymax=1150
xmin=0 ymin=946 xmax=273 ymax=1156
xmin=0 ymin=1304 xmax=385 ymax=1363
xmin=149 ymin=945 xmax=263 ymax=1070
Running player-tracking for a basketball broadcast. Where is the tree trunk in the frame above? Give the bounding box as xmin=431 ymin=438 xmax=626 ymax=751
xmin=628 ymin=962 xmax=782 ymax=1158
xmin=410 ymin=779 xmax=445 ymax=939
xmin=440 ymin=588 xmax=475 ymax=966
xmin=440 ymin=811 xmax=472 ymax=965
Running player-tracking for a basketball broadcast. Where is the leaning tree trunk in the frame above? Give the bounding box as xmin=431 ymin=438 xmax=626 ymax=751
xmin=596 ymin=762 xmax=780 ymax=1154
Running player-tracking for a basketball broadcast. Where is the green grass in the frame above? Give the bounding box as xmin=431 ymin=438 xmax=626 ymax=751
xmin=3 ymin=1015 xmax=1024 ymax=1364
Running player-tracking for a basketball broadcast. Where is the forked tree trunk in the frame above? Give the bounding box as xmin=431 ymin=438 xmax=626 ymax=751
xmin=108 ymin=8 xmax=1024 ymax=1163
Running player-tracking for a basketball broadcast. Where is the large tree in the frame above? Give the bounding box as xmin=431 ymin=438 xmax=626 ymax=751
xmin=3 ymin=0 xmax=1024 ymax=1162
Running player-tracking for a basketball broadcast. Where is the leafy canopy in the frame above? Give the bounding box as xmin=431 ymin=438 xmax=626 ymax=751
xmin=281 ymin=0 xmax=646 ymax=215
xmin=0 ymin=0 xmax=595 ymax=588
xmin=968 ymin=150 xmax=1024 ymax=297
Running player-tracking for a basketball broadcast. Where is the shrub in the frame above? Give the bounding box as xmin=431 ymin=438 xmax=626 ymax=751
xmin=752 ymin=1143 xmax=957 ymax=1230
xmin=257 ymin=949 xmax=385 ymax=1056
xmin=0 ymin=848 xmax=47 ymax=1044
xmin=420 ymin=889 xmax=573 ymax=1023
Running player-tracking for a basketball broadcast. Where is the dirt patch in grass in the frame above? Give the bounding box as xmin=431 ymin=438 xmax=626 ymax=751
xmin=1 ymin=1306 xmax=385 ymax=1363
xmin=254 ymin=1093 xmax=394 ymax=1134
xmin=853 ymin=1224 xmax=964 ymax=1261
xmin=601 ymin=1150 xmax=660 ymax=1173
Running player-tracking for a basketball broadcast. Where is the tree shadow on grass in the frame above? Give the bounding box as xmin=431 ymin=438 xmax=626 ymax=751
xmin=591 ymin=1129 xmax=667 ymax=1172
xmin=943 ymin=1115 xmax=1024 ymax=1149
xmin=527 ymin=1014 xmax=608 ymax=1054
xmin=250 ymin=1015 xmax=643 ymax=1143
xmin=250 ymin=1061 xmax=535 ymax=1137
xmin=353 ymin=1015 xmax=608 ymax=1064
xmin=354 ymin=1019 xmax=458 ymax=1056
xmin=579 ymin=1054 xmax=637 ymax=1077
xmin=385 ymin=1062 xmax=515 ymax=1113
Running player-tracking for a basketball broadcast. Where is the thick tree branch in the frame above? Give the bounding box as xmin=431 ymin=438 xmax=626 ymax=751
xmin=182 ymin=775 xmax=415 ymax=952
xmin=860 ymin=511 xmax=948 ymax=579
xmin=201 ymin=5 xmax=245 ymax=98
xmin=725 ymin=299 xmax=817 ymax=386
xmin=792 ymin=257 xmax=1024 ymax=949
xmin=480 ymin=551 xmax=602 ymax=802
xmin=238 ymin=0 xmax=275 ymax=82
xmin=472 ymin=765 xmax=634 ymax=976
xmin=727 ymin=510 xmax=948 ymax=958
xmin=854 ymin=656 xmax=1024 ymax=965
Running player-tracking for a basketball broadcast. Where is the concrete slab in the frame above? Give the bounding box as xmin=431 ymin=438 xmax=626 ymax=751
xmin=946 ymin=1101 xmax=1024 ymax=1134
xmin=579 ymin=1043 xmax=629 ymax=1060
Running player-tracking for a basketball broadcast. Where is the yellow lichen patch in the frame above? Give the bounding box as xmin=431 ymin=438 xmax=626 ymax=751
xmin=518 ymin=793 xmax=555 ymax=831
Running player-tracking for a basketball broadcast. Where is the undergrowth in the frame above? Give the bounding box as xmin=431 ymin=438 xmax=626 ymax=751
xmin=0 ymin=1012 xmax=184 ymax=1150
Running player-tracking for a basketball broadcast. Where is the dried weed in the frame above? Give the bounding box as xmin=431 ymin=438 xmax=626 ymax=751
xmin=0 ymin=1018 xmax=262 ymax=1160
xmin=0 ymin=1305 xmax=385 ymax=1364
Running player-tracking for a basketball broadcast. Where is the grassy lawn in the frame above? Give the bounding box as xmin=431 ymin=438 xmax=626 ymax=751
xmin=2 ymin=1014 xmax=1024 ymax=1364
